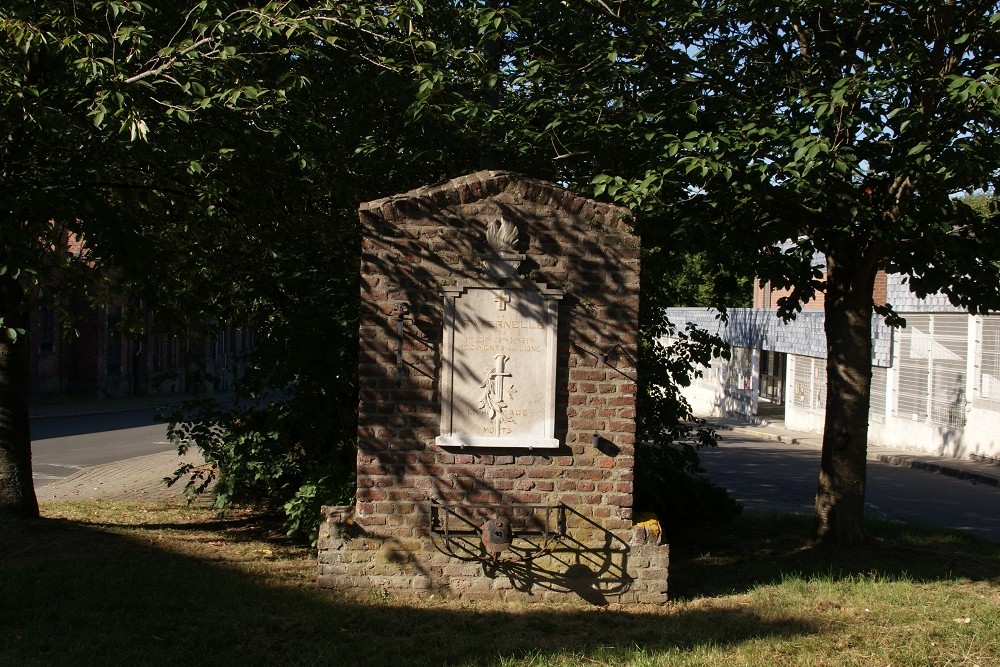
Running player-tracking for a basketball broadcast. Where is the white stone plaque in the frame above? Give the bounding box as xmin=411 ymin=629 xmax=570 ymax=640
xmin=437 ymin=283 xmax=563 ymax=448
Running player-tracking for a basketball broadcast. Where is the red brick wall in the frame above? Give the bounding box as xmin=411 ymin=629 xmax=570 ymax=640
xmin=753 ymin=271 xmax=887 ymax=310
xmin=356 ymin=171 xmax=638 ymax=532
xmin=873 ymin=270 xmax=888 ymax=307
xmin=319 ymin=171 xmax=668 ymax=604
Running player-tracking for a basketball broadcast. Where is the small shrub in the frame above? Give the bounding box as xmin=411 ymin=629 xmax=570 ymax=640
xmin=635 ymin=310 xmax=741 ymax=537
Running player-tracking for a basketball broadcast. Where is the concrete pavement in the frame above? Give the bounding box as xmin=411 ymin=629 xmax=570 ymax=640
xmin=30 ymin=395 xmax=212 ymax=504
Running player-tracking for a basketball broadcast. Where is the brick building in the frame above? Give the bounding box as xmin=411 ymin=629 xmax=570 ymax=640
xmin=28 ymin=290 xmax=251 ymax=399
xmin=27 ymin=231 xmax=249 ymax=399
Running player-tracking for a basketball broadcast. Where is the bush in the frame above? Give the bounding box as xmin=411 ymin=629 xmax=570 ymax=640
xmin=163 ymin=391 xmax=356 ymax=545
xmin=634 ymin=310 xmax=742 ymax=537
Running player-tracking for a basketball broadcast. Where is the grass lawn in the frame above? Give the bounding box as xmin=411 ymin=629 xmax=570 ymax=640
xmin=1 ymin=502 xmax=997 ymax=666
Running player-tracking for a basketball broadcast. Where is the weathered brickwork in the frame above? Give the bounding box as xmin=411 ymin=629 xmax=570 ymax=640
xmin=318 ymin=171 xmax=668 ymax=605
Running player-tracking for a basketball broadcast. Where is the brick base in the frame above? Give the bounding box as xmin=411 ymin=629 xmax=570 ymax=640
xmin=317 ymin=505 xmax=669 ymax=605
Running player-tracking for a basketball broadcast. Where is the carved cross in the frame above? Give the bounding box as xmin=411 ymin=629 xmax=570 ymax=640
xmin=488 ymin=354 xmax=512 ymax=436
xmin=494 ymin=291 xmax=511 ymax=311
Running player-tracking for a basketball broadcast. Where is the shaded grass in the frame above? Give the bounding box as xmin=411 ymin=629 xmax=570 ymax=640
xmin=1 ymin=502 xmax=997 ymax=666
xmin=671 ymin=513 xmax=1000 ymax=599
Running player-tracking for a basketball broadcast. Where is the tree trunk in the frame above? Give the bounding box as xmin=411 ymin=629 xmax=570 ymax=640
xmin=813 ymin=248 xmax=877 ymax=546
xmin=0 ymin=275 xmax=39 ymax=518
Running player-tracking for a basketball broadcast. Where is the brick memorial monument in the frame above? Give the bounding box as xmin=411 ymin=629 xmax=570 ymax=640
xmin=317 ymin=171 xmax=669 ymax=604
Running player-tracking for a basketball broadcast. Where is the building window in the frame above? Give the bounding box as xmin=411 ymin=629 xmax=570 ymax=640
xmin=719 ymin=346 xmax=753 ymax=393
xmin=152 ymin=333 xmax=162 ymax=372
xmin=869 ymin=366 xmax=887 ymax=424
xmin=978 ymin=316 xmax=1000 ymax=401
xmin=791 ymin=355 xmax=826 ymax=413
xmin=895 ymin=314 xmax=967 ymax=427
xmin=759 ymin=350 xmax=786 ymax=404
xmin=166 ymin=334 xmax=175 ymax=369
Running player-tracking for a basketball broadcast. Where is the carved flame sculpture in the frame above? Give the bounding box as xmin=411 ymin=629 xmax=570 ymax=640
xmin=486 ymin=215 xmax=518 ymax=254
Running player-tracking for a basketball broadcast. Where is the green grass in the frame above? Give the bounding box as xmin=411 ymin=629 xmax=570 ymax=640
xmin=1 ymin=503 xmax=997 ymax=666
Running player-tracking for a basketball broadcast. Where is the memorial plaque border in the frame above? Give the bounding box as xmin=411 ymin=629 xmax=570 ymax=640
xmin=437 ymin=279 xmax=564 ymax=449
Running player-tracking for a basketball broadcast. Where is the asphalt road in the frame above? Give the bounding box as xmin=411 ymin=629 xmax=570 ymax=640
xmin=699 ymin=433 xmax=1000 ymax=542
xmin=31 ymin=409 xmax=173 ymax=488
xmin=28 ymin=408 xmax=1000 ymax=542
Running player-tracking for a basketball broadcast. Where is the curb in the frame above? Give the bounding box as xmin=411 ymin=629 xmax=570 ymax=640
xmin=29 ymin=395 xmax=230 ymax=421
xmin=29 ymin=392 xmax=244 ymax=422
xmin=713 ymin=422 xmax=811 ymax=447
xmin=30 ymin=401 xmax=188 ymax=422
xmin=30 ymin=407 xmax=171 ymax=422
xmin=875 ymin=454 xmax=1000 ymax=489
xmin=728 ymin=427 xmax=806 ymax=446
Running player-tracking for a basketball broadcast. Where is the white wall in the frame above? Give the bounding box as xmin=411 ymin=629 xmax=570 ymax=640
xmin=668 ymin=341 xmax=759 ymax=421
xmin=783 ymin=316 xmax=1000 ymax=461
xmin=784 ymin=355 xmax=827 ymax=433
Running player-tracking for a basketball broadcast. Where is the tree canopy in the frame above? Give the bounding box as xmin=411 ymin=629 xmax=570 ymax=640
xmin=0 ymin=1 xmax=734 ymax=534
xmin=0 ymin=0 xmax=429 ymax=517
xmin=396 ymin=0 xmax=1000 ymax=543
xmin=593 ymin=1 xmax=1000 ymax=543
xmin=666 ymin=1 xmax=1000 ymax=544
xmin=8 ymin=1 xmax=999 ymax=546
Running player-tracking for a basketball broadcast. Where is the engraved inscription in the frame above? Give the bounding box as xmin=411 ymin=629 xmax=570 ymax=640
xmin=457 ymin=331 xmax=542 ymax=353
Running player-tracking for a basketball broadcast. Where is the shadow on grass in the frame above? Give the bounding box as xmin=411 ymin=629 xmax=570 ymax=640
xmin=1 ymin=510 xmax=816 ymax=667
xmin=670 ymin=513 xmax=1000 ymax=601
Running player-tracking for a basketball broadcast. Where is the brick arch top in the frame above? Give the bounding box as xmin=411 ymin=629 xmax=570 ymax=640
xmin=359 ymin=170 xmax=632 ymax=235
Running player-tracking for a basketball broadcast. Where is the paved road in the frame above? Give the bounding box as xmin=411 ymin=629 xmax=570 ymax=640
xmin=699 ymin=433 xmax=1000 ymax=542
xmin=31 ymin=409 xmax=173 ymax=488
xmin=28 ymin=404 xmax=1000 ymax=540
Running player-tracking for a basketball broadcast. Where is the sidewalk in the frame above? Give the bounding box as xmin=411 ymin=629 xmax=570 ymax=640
xmin=35 ymin=449 xmax=211 ymax=503
xmin=31 ymin=394 xmax=218 ymax=504
xmin=706 ymin=415 xmax=1000 ymax=488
